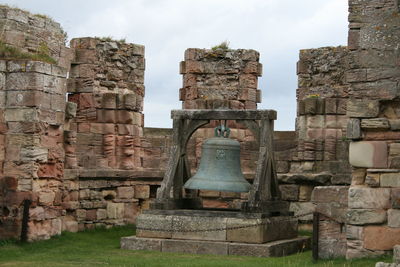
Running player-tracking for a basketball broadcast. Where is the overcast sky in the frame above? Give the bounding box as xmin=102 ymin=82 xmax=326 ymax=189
xmin=4 ymin=0 xmax=348 ymax=130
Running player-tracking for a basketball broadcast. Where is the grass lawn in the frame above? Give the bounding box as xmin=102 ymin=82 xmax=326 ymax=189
xmin=0 ymin=225 xmax=392 ymax=267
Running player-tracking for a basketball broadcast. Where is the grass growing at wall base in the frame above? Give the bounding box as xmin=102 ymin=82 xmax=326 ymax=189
xmin=0 ymin=41 xmax=56 ymax=64
xmin=0 ymin=225 xmax=392 ymax=267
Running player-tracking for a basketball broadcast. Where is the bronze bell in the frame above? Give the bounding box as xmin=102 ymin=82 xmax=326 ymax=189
xmin=184 ymin=125 xmax=251 ymax=193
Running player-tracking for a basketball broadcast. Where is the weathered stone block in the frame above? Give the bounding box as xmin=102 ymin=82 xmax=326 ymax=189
xmin=347 ymin=99 xmax=379 ymax=118
xmin=347 ymin=118 xmax=361 ymax=140
xmin=392 ymin=188 xmax=400 ymax=209
xmin=163 ymin=239 xmax=228 ymax=255
xmin=299 ymin=185 xmax=313 ymax=201
xmin=171 ymin=216 xmax=227 ymax=241
xmin=347 ymin=209 xmax=387 ymax=225
xmin=117 ymin=187 xmax=135 ymax=199
xmin=134 ymin=185 xmax=150 ymax=199
xmin=388 ymin=209 xmax=400 ymax=228
xmin=349 ymin=141 xmax=387 ymax=168
xmin=365 ymin=173 xmax=380 ymax=187
xmin=312 ymin=186 xmax=349 ymax=204
xmin=279 ymin=184 xmax=299 ymax=201
xmin=364 ymin=226 xmax=400 ymax=251
xmin=289 ymin=202 xmax=315 ymax=221
xmin=380 ymin=173 xmax=400 ymax=187
xmin=106 ymin=203 xmax=124 ymax=219
xmin=136 ymin=213 xmax=173 ymax=239
xmin=346 ymin=225 xmax=364 ymax=240
xmin=361 ymin=118 xmax=390 ymax=130
xmin=121 ymin=236 xmax=162 ymax=251
xmin=395 ymin=245 xmax=400 ymax=264
xmin=348 ymin=187 xmax=391 ymax=209
xmin=351 ymin=169 xmax=366 ymax=185
xmin=226 ymin=217 xmax=297 ymax=244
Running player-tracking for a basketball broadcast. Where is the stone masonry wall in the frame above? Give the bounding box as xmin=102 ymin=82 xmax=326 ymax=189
xmin=278 ymin=46 xmax=352 ymax=229
xmin=0 ymin=60 xmax=67 ymax=240
xmin=344 ymin=0 xmax=400 ymax=259
xmin=64 ymin=37 xmax=153 ymax=230
xmin=0 ymin=5 xmax=73 ymax=69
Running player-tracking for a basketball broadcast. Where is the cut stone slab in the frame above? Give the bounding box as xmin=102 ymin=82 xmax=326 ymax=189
xmin=135 ymin=209 xmax=297 ymax=243
xmin=349 ymin=141 xmax=387 ymax=168
xmin=162 ymin=239 xmax=228 ymax=255
xmin=364 ymin=226 xmax=400 ymax=251
xmin=380 ymin=173 xmax=400 ymax=187
xmin=121 ymin=236 xmax=162 ymax=251
xmin=347 ymin=209 xmax=387 ymax=225
xmin=120 ymin=236 xmax=311 ymax=257
xmin=346 ymin=99 xmax=379 ymax=118
xmin=226 ymin=216 xmax=297 ymax=244
xmin=348 ymin=187 xmax=391 ymax=209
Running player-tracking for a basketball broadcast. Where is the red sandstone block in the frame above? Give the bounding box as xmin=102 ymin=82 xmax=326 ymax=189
xmin=202 ymin=199 xmax=229 ymax=209
xmin=348 ymin=30 xmax=360 ymax=50
xmin=243 ymin=61 xmax=259 ymax=74
xmin=183 ymin=100 xmax=196 ymax=109
xmin=117 ymin=110 xmax=134 ymax=124
xmin=78 ymin=122 xmax=90 ymax=133
xmin=185 ymin=60 xmax=204 ymax=74
xmin=79 ymin=93 xmax=95 ymax=109
xmin=135 ymin=185 xmax=150 ymax=199
xmin=229 ymin=100 xmax=245 ymax=110
xmin=86 ymin=209 xmax=97 ymax=221
xmin=364 ymin=226 xmax=400 ymax=250
xmin=74 ymin=64 xmax=96 ymax=78
xmin=183 ymin=74 xmax=197 ymax=87
xmin=38 ymin=163 xmax=63 ymax=178
xmin=184 ymin=49 xmax=199 ymax=61
xmin=239 ymin=88 xmax=257 ymax=102
xmin=74 ymin=49 xmax=97 ymax=63
xmin=244 ymin=101 xmax=256 ymax=109
xmin=51 ymin=94 xmax=66 ymax=111
xmin=307 ymin=128 xmax=324 ymax=140
xmin=364 ymin=131 xmax=400 ymax=141
xmin=70 ymin=38 xmax=97 ymax=49
xmin=185 ymin=87 xmax=198 ymax=100
xmin=5 ymin=191 xmax=33 ymax=206
xmin=117 ymin=124 xmax=134 ymax=135
xmin=124 ymin=93 xmax=137 ymax=110
xmin=239 ymin=74 xmax=257 ymax=89
xmin=102 ymin=93 xmax=117 ymax=109
xmin=97 ymin=109 xmax=116 ymax=123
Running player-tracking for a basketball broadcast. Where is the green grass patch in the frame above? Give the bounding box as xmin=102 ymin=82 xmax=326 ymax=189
xmin=0 ymin=41 xmax=56 ymax=64
xmin=95 ymin=36 xmax=126 ymax=43
xmin=0 ymin=225 xmax=391 ymax=267
xmin=211 ymin=40 xmax=230 ymax=51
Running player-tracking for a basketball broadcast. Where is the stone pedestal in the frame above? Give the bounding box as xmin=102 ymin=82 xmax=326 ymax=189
xmin=121 ymin=209 xmax=310 ymax=257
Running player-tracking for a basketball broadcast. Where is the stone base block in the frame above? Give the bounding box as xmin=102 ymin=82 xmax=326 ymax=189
xmin=121 ymin=236 xmax=310 ymax=257
xmin=136 ymin=209 xmax=297 ymax=243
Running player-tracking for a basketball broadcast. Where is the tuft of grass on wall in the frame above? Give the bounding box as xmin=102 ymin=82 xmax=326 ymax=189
xmin=211 ymin=40 xmax=230 ymax=51
xmin=0 ymin=41 xmax=56 ymax=64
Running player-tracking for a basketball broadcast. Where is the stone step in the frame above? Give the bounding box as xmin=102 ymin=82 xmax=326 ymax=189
xmin=121 ymin=236 xmax=310 ymax=257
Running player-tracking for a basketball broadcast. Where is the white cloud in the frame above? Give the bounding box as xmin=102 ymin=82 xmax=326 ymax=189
xmin=3 ymin=0 xmax=348 ymax=130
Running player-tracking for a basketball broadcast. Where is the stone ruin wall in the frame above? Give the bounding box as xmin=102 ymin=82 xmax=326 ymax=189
xmin=311 ymin=0 xmax=400 ymax=260
xmin=0 ymin=6 xmax=73 ymax=70
xmin=0 ymin=1 xmax=399 ymax=259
